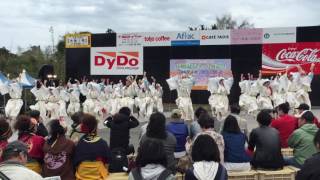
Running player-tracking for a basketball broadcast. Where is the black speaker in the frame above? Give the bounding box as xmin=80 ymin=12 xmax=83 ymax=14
xmin=38 ymin=64 xmax=54 ymax=80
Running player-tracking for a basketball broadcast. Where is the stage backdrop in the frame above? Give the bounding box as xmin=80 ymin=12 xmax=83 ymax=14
xmin=65 ymin=26 xmax=320 ymax=106
xmin=170 ymin=59 xmax=232 ymax=90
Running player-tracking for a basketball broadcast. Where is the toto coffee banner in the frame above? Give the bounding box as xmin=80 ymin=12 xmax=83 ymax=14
xmin=262 ymin=42 xmax=320 ymax=75
xmin=91 ymin=47 xmax=143 ymax=75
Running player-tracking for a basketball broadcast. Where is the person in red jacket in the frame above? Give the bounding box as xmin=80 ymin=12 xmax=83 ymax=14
xmin=296 ymin=103 xmax=320 ymax=128
xmin=271 ymin=102 xmax=298 ymax=148
xmin=0 ymin=117 xmax=12 ymax=162
xmin=14 ymin=115 xmax=45 ymax=173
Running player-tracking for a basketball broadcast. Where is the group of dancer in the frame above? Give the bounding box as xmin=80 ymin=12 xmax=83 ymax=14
xmin=0 ymin=63 xmax=315 ymax=125
xmin=168 ymin=63 xmax=314 ymax=121
xmin=0 ymin=71 xmax=164 ymax=125
xmin=239 ymin=64 xmax=314 ymax=115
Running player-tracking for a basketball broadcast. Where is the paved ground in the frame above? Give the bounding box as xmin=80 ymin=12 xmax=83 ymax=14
xmin=97 ymin=104 xmax=320 ymax=150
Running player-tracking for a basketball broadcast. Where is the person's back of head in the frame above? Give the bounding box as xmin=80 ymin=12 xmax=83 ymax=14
xmin=192 ymin=134 xmax=220 ymax=163
xmin=2 ymin=141 xmax=28 ymax=164
xmin=171 ymin=109 xmax=182 ymax=121
xmin=195 ymin=107 xmax=208 ymax=120
xmin=112 ymin=113 xmax=129 ymax=124
xmin=230 ymin=104 xmax=241 ymax=115
xmin=298 ymin=111 xmax=314 ymax=126
xmin=257 ymin=109 xmax=272 ymax=127
xmin=47 ymin=119 xmax=67 ymax=145
xmin=119 ymin=107 xmax=131 ymax=117
xmin=136 ymin=138 xmax=167 ymax=168
xmin=14 ymin=115 xmax=37 ymax=135
xmin=0 ymin=118 xmax=12 ymax=141
xmin=80 ymin=113 xmax=98 ymax=135
xmin=146 ymin=112 xmax=167 ymax=139
xmin=71 ymin=111 xmax=84 ymax=126
xmin=198 ymin=113 xmax=215 ymax=130
xmin=277 ymin=102 xmax=290 ymax=115
xmin=222 ymin=115 xmax=241 ymax=134
xmin=28 ymin=110 xmax=40 ymax=121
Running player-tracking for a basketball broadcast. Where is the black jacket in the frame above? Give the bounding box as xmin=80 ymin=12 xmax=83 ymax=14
xmin=36 ymin=123 xmax=48 ymax=137
xmin=296 ymin=152 xmax=320 ymax=180
xmin=248 ymin=126 xmax=284 ymax=170
xmin=106 ymin=114 xmax=139 ymax=151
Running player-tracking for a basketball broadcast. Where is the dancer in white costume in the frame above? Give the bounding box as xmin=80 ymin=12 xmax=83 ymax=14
xmin=172 ymin=72 xmax=195 ymax=121
xmin=2 ymin=81 xmax=23 ymax=120
xmin=238 ymin=74 xmax=258 ymax=114
xmin=150 ymin=76 xmax=163 ymax=113
xmin=257 ymin=71 xmax=273 ymax=109
xmin=208 ymin=76 xmax=233 ymax=120
xmin=121 ymin=76 xmax=136 ymax=113
xmin=79 ymin=80 xmax=102 ymax=118
xmin=295 ymin=64 xmax=314 ymax=108
xmin=46 ymin=86 xmax=60 ymax=120
xmin=110 ymin=81 xmax=123 ymax=115
xmin=270 ymin=75 xmax=286 ymax=108
xmin=30 ymin=80 xmax=49 ymax=120
xmin=57 ymin=83 xmax=69 ymax=119
xmin=135 ymin=77 xmax=153 ymax=121
xmin=66 ymin=80 xmax=81 ymax=116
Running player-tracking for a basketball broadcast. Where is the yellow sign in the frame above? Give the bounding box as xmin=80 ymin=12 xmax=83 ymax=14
xmin=65 ymin=33 xmax=91 ymax=48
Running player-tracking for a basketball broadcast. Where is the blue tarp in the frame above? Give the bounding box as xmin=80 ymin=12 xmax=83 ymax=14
xmin=0 ymin=72 xmax=11 ymax=85
xmin=19 ymin=70 xmax=36 ymax=88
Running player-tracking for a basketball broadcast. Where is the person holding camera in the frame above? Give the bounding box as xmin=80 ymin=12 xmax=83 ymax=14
xmin=105 ymin=107 xmax=139 ymax=153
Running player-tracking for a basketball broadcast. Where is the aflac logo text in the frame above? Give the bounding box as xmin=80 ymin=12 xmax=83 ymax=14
xmin=176 ymin=32 xmax=195 ymax=40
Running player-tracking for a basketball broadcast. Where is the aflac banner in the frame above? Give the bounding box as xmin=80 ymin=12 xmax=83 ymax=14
xmin=170 ymin=59 xmax=232 ymax=90
xmin=170 ymin=31 xmax=200 ymax=46
xmin=231 ymin=28 xmax=263 ymax=44
xmin=200 ymin=30 xmax=230 ymax=45
xmin=91 ymin=47 xmax=143 ymax=75
xmin=263 ymin=27 xmax=296 ymax=44
xmin=262 ymin=42 xmax=320 ymax=75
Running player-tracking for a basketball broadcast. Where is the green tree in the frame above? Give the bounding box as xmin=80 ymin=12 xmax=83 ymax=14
xmin=189 ymin=14 xmax=254 ymax=31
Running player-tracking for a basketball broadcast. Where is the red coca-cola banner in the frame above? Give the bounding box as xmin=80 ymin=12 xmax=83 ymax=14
xmin=262 ymin=42 xmax=320 ymax=75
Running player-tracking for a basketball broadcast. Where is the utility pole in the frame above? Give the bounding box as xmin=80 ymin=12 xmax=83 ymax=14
xmin=49 ymin=26 xmax=55 ymax=54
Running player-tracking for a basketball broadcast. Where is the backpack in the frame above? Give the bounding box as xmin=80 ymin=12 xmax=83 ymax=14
xmin=131 ymin=168 xmax=172 ymax=180
xmin=108 ymin=148 xmax=128 ymax=173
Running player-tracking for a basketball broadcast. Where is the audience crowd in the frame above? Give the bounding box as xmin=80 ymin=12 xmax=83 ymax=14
xmin=0 ymin=102 xmax=320 ymax=180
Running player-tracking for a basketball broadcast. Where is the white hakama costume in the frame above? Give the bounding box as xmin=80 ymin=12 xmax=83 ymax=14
xmin=58 ymin=86 xmax=69 ymax=119
xmin=46 ymin=87 xmax=60 ymax=120
xmin=238 ymin=79 xmax=259 ymax=114
xmin=257 ymin=79 xmax=273 ymax=109
xmin=110 ymin=83 xmax=123 ymax=115
xmin=67 ymin=84 xmax=81 ymax=116
xmin=208 ymin=77 xmax=233 ymax=119
xmin=270 ymin=76 xmax=286 ymax=108
xmin=2 ymin=82 xmax=23 ymax=119
xmin=80 ymin=82 xmax=102 ymax=118
xmin=296 ymin=72 xmax=313 ymax=107
xmin=150 ymin=83 xmax=163 ymax=113
xmin=30 ymin=85 xmax=49 ymax=120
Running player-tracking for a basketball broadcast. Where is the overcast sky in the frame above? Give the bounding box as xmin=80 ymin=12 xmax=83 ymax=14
xmin=0 ymin=0 xmax=319 ymax=53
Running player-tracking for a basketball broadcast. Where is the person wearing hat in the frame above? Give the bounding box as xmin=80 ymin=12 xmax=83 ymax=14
xmin=0 ymin=141 xmax=43 ymax=180
xmin=14 ymin=115 xmax=45 ymax=174
xmin=166 ymin=109 xmax=189 ymax=158
xmin=296 ymin=103 xmax=320 ymax=128
xmin=287 ymin=110 xmax=319 ymax=168
xmin=0 ymin=118 xmax=12 ymax=162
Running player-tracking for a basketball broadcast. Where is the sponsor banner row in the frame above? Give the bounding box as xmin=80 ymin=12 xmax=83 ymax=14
xmin=117 ymin=27 xmax=297 ymax=47
xmin=262 ymin=42 xmax=320 ymax=75
xmin=91 ymin=47 xmax=143 ymax=75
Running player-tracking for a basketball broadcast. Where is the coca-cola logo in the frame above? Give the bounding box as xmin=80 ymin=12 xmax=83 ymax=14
xmin=275 ymin=48 xmax=320 ymax=63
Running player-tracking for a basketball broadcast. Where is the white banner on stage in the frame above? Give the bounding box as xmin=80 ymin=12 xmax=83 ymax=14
xmin=200 ymin=30 xmax=231 ymax=45
xmin=90 ymin=47 xmax=143 ymax=75
xmin=262 ymin=27 xmax=296 ymax=44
